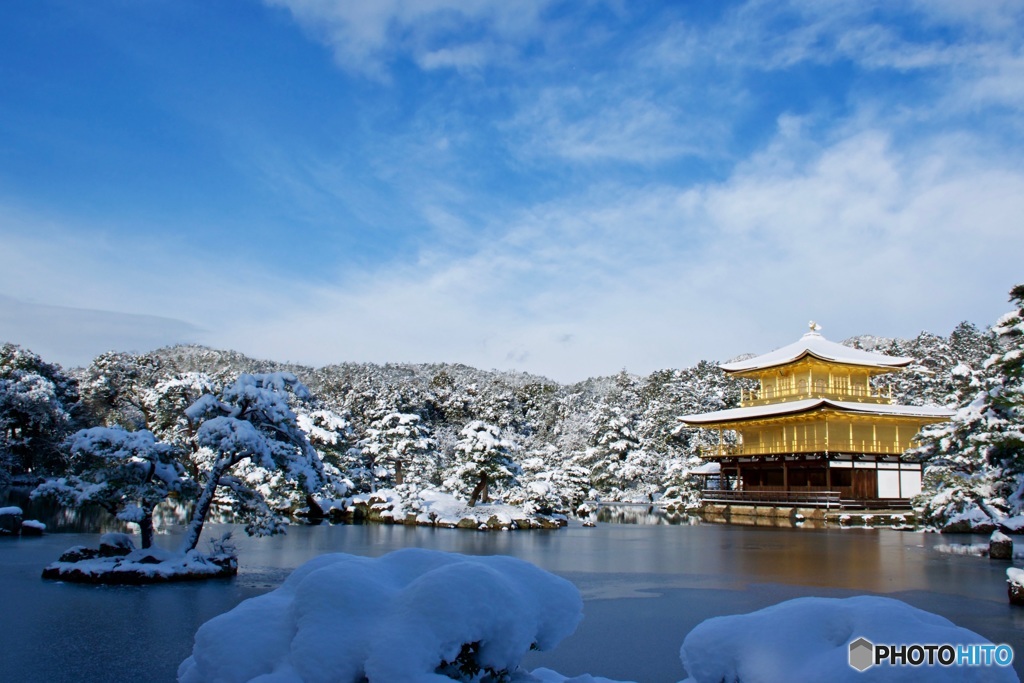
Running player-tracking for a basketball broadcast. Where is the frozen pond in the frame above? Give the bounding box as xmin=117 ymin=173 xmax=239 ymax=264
xmin=1 ymin=514 xmax=1022 ymax=682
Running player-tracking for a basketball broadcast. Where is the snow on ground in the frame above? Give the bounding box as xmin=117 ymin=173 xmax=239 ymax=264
xmin=0 ymin=505 xmax=23 ymax=515
xmin=678 ymin=595 xmax=1018 ymax=683
xmin=412 ymin=489 xmax=527 ymax=528
xmin=178 ymin=548 xmax=585 ymax=683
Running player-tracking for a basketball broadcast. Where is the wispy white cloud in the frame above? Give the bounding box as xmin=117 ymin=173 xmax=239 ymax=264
xmin=264 ymin=0 xmax=556 ymax=78
xmin=4 ymin=1 xmax=1024 ymax=382
xmin=505 ymin=85 xmax=732 ymax=165
xmin=3 ymin=117 xmax=1023 ymax=380
xmin=636 ymin=1 xmax=1024 ymax=104
xmin=213 ymin=123 xmax=1024 ymax=380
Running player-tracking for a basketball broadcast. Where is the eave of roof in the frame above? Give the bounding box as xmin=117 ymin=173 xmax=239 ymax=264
xmin=679 ymin=398 xmax=953 ymax=426
xmin=720 ymin=331 xmax=913 ymax=374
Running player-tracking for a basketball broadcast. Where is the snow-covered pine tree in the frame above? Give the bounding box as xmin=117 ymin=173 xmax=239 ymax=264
xmin=359 ymin=411 xmax=435 ymax=491
xmin=179 ymin=372 xmax=326 ymax=552
xmin=296 ymin=407 xmax=356 ymax=496
xmin=0 ymin=343 xmax=78 ymax=479
xmin=512 ymin=445 xmax=589 ymax=514
xmin=910 ymin=285 xmax=1024 ymax=526
xmin=33 ymin=427 xmax=194 ymax=548
xmin=872 ymin=332 xmax=954 ymax=407
xmin=980 ymin=285 xmax=1024 ymax=514
xmin=448 ymin=420 xmax=519 ymax=506
xmin=78 ymin=350 xmax=163 ymax=429
xmin=144 ymin=372 xmax=220 ymax=478
xmin=949 ymin=321 xmax=998 ymax=371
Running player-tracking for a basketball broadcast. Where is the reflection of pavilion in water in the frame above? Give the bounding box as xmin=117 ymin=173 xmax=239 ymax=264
xmin=681 ymin=325 xmax=952 ymax=509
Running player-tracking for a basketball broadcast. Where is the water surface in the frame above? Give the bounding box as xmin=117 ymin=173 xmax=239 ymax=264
xmin=1 ymin=515 xmax=1021 ymax=682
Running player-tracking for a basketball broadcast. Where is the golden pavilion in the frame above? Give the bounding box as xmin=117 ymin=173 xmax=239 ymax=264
xmin=679 ymin=324 xmax=953 ymax=507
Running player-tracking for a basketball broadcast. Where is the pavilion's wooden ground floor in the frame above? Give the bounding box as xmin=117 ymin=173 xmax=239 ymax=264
xmin=700 ymin=452 xmax=923 ymax=509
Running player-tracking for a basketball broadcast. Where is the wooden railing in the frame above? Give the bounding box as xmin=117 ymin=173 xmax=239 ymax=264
xmin=740 ymin=384 xmax=891 ymax=406
xmin=701 ymin=440 xmax=917 ymax=458
xmin=701 ymin=489 xmax=842 ymax=508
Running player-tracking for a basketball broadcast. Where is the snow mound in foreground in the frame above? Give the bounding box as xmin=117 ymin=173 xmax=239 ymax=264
xmin=679 ymin=595 xmax=1018 ymax=683
xmin=178 ymin=548 xmax=583 ymax=683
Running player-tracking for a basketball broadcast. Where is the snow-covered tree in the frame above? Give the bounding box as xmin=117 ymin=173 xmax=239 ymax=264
xmin=979 ymin=285 xmax=1024 ymax=513
xmin=911 ymin=285 xmax=1024 ymax=526
xmin=144 ymin=372 xmax=220 ymax=477
xmin=448 ymin=420 xmax=520 ymax=506
xmin=512 ymin=445 xmax=589 ymax=514
xmin=179 ymin=372 xmax=326 ymax=552
xmin=578 ymin=403 xmax=643 ymax=494
xmin=358 ymin=411 xmax=435 ymax=490
xmin=948 ymin=321 xmax=998 ymax=373
xmin=33 ymin=427 xmax=193 ymax=548
xmin=0 ymin=344 xmax=78 ymax=479
xmin=297 ymin=407 xmax=356 ymax=496
xmin=78 ymin=351 xmax=162 ymax=429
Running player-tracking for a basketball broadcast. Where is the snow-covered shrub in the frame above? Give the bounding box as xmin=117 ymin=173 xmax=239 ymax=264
xmin=679 ymin=595 xmax=1016 ymax=683
xmin=178 ymin=548 xmax=583 ymax=682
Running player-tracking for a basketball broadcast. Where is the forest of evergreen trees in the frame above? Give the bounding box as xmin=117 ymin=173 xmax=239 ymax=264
xmin=2 ymin=286 xmax=1022 ymax=531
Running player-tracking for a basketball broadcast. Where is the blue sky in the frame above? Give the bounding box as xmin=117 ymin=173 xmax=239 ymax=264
xmin=2 ymin=0 xmax=1023 ymax=381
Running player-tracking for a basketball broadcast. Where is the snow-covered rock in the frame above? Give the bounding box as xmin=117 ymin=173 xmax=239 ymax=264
xmin=679 ymin=595 xmax=1017 ymax=683
xmin=0 ymin=505 xmax=23 ymax=535
xmin=178 ymin=548 xmax=583 ymax=682
xmin=991 ymin=531 xmax=1014 ymax=560
xmin=98 ymin=532 xmax=136 ymax=557
xmin=1009 ymin=568 xmax=1024 ymax=606
xmin=942 ymin=507 xmax=997 ymax=534
xmin=43 ymin=538 xmax=237 ymax=585
xmin=20 ymin=519 xmax=45 ymax=536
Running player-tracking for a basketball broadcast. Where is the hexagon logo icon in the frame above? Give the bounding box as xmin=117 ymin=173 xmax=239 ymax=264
xmin=849 ymin=637 xmax=874 ymax=672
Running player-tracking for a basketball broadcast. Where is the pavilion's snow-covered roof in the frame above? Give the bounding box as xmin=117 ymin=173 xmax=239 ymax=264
xmin=719 ymin=331 xmax=913 ymax=374
xmin=679 ymin=398 xmax=953 ymax=425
